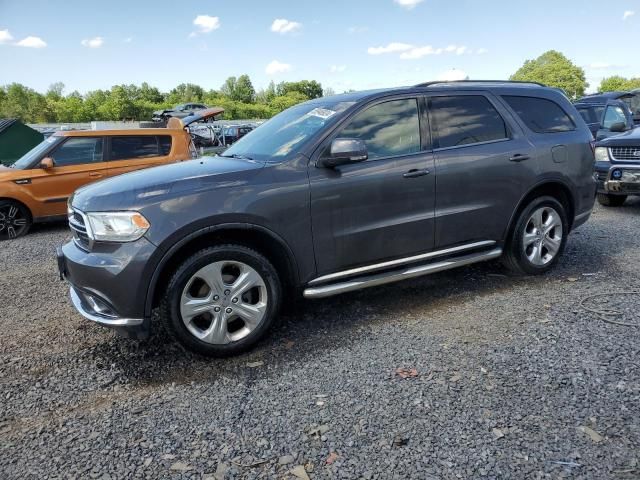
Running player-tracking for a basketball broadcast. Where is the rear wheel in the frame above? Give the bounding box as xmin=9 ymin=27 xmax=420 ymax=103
xmin=0 ymin=200 xmax=31 ymax=240
xmin=597 ymin=193 xmax=626 ymax=207
xmin=160 ymin=245 xmax=281 ymax=357
xmin=503 ymin=196 xmax=568 ymax=275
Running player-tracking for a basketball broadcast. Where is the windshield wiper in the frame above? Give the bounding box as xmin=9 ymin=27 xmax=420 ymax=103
xmin=219 ymin=153 xmax=254 ymax=161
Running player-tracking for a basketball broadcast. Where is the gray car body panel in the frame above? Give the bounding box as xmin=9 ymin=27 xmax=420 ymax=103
xmin=63 ymin=84 xmax=596 ymax=324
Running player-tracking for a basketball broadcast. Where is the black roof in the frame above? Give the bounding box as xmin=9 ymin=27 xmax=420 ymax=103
xmin=578 ymin=92 xmax=638 ymax=103
xmin=0 ymin=118 xmax=17 ymax=135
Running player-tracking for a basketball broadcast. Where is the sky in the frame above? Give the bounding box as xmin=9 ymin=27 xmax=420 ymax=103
xmin=0 ymin=0 xmax=638 ymax=95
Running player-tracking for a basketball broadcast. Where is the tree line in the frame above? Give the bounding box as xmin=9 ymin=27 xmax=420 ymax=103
xmin=2 ymin=51 xmax=639 ymax=124
xmin=0 ymin=76 xmax=327 ymax=123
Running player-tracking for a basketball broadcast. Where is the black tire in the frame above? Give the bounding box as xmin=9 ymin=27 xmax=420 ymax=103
xmin=596 ymin=193 xmax=626 ymax=207
xmin=159 ymin=244 xmax=282 ymax=357
xmin=139 ymin=121 xmax=166 ymax=128
xmin=0 ymin=200 xmax=32 ymax=240
xmin=503 ymin=196 xmax=568 ymax=275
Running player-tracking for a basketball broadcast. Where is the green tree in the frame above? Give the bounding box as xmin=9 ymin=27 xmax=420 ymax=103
xmin=510 ymin=50 xmax=587 ymax=99
xmin=269 ymin=91 xmax=309 ymax=113
xmin=233 ymin=74 xmax=255 ymax=103
xmin=167 ymin=83 xmax=205 ymax=104
xmin=276 ymin=80 xmax=323 ymax=99
xmin=256 ymin=80 xmax=277 ymax=104
xmin=600 ymin=76 xmax=640 ymax=92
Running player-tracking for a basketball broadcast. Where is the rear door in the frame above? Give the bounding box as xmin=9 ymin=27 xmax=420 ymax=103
xmin=25 ymin=136 xmax=107 ymax=216
xmin=309 ymin=96 xmax=436 ymax=275
xmin=428 ymin=92 xmax=536 ymax=248
xmin=106 ymin=135 xmax=173 ymax=177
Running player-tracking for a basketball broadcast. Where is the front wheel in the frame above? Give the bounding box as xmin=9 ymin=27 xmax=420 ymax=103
xmin=160 ymin=245 xmax=281 ymax=357
xmin=597 ymin=193 xmax=626 ymax=207
xmin=503 ymin=196 xmax=568 ymax=275
xmin=0 ymin=200 xmax=31 ymax=240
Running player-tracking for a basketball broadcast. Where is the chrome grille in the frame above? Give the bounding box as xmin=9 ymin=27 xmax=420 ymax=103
xmin=68 ymin=209 xmax=91 ymax=249
xmin=610 ymin=147 xmax=640 ymax=161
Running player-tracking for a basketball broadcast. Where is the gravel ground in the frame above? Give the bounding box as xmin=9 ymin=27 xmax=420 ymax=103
xmin=1 ymin=201 xmax=640 ymax=479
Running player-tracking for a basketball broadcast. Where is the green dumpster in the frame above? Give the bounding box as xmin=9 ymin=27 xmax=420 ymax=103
xmin=0 ymin=119 xmax=44 ymax=166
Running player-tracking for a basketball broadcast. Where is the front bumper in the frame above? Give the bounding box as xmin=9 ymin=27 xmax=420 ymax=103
xmin=598 ymin=164 xmax=640 ymax=195
xmin=57 ymin=238 xmax=156 ymax=339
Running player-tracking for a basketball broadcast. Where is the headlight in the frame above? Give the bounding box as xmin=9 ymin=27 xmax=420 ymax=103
xmin=595 ymin=147 xmax=610 ymax=163
xmin=85 ymin=211 xmax=150 ymax=242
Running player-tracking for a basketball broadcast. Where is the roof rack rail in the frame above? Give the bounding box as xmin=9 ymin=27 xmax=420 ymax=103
xmin=414 ymin=80 xmax=546 ymax=88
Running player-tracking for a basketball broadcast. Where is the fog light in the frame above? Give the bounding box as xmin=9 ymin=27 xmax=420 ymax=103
xmin=612 ymin=169 xmax=623 ymax=180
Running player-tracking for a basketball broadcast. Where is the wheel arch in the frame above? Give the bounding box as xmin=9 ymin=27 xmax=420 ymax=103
xmin=503 ymin=180 xmax=576 ymax=245
xmin=145 ymin=222 xmax=299 ymax=318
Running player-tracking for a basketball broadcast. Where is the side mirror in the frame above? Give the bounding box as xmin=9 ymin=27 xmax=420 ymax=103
xmin=608 ymin=122 xmax=626 ymax=133
xmin=318 ymin=138 xmax=368 ymax=168
xmin=39 ymin=157 xmax=54 ymax=169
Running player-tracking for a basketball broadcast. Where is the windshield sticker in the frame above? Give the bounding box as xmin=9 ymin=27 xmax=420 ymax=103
xmin=306 ymin=108 xmax=337 ymax=120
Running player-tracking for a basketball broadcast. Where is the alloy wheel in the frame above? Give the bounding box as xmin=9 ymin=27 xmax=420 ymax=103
xmin=179 ymin=260 xmax=268 ymax=345
xmin=0 ymin=204 xmax=28 ymax=240
xmin=522 ymin=206 xmax=563 ymax=266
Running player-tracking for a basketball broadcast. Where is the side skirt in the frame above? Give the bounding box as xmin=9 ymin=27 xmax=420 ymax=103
xmin=303 ymin=247 xmax=503 ymax=299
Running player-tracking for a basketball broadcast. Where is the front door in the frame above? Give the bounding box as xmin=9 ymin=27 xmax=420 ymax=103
xmin=309 ymin=97 xmax=435 ymax=276
xmin=26 ymin=136 xmax=108 ymax=217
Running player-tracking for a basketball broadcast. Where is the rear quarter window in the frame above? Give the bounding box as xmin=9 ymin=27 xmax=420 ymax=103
xmin=159 ymin=136 xmax=172 ymax=155
xmin=503 ymin=95 xmax=575 ymax=133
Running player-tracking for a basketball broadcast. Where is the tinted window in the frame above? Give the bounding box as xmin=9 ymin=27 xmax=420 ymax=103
xmin=339 ymin=98 xmax=421 ymax=159
xmin=51 ymin=137 xmax=103 ymax=167
xmin=159 ymin=136 xmax=172 ymax=155
xmin=110 ymin=136 xmax=159 ymax=160
xmin=577 ymin=106 xmax=598 ymax=124
xmin=593 ymin=105 xmax=605 ymax=122
xmin=503 ymin=95 xmax=575 ymax=133
xmin=430 ymin=95 xmax=508 ymax=148
xmin=602 ymin=105 xmax=627 ymax=129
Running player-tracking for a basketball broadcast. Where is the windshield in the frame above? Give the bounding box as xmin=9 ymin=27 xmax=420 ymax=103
xmin=222 ymin=101 xmax=356 ymax=162
xmin=11 ymin=136 xmax=62 ymax=169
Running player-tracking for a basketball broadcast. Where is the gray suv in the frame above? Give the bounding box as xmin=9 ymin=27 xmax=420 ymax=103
xmin=57 ymin=81 xmax=596 ymax=356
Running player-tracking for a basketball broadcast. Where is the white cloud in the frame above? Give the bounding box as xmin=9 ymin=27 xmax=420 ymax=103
xmin=368 ymin=42 xmax=414 ymax=55
xmin=400 ymin=45 xmax=442 ymax=60
xmin=330 ymin=65 xmax=347 ymax=73
xmin=193 ymin=15 xmax=220 ymax=34
xmin=437 ymin=69 xmax=469 ymax=81
xmin=477 ymin=48 xmax=488 ymax=55
xmin=81 ymin=36 xmax=104 ymax=48
xmin=16 ymin=36 xmax=46 ymax=48
xmin=456 ymin=46 xmax=468 ymax=55
xmin=271 ymin=18 xmax=302 ymax=34
xmin=123 ymin=37 xmax=133 ymax=43
xmin=347 ymin=26 xmax=369 ymax=34
xmin=623 ymin=10 xmax=635 ymax=20
xmin=0 ymin=29 xmax=14 ymax=44
xmin=265 ymin=60 xmax=292 ymax=75
xmin=394 ymin=0 xmax=424 ymax=9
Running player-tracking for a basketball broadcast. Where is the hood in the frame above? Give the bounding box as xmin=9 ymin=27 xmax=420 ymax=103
xmin=72 ymin=156 xmax=264 ymax=212
xmin=597 ymin=127 xmax=640 ymax=147
xmin=181 ymin=107 xmax=225 ymax=127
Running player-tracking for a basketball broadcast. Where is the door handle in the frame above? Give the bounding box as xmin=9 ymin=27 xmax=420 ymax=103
xmin=509 ymin=154 xmax=531 ymax=162
xmin=89 ymin=172 xmax=103 ymax=178
xmin=403 ymin=168 xmax=431 ymax=178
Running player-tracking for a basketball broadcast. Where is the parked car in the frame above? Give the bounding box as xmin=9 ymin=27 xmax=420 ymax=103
xmin=574 ymin=99 xmax=635 ymax=140
xmin=0 ymin=110 xmax=221 ymax=239
xmin=58 ymin=80 xmax=596 ymax=356
xmin=593 ymin=127 xmax=640 ymax=206
xmin=152 ymin=103 xmax=210 ymax=122
xmin=220 ymin=124 xmax=255 ymax=145
xmin=577 ymin=92 xmax=640 ymax=125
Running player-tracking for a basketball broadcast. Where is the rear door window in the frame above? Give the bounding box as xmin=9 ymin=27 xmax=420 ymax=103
xmin=502 ymin=95 xmax=575 ymax=133
xmin=110 ymin=136 xmax=160 ymax=160
xmin=51 ymin=137 xmax=103 ymax=167
xmin=576 ymin=106 xmax=597 ymax=124
xmin=429 ymin=95 xmax=508 ymax=149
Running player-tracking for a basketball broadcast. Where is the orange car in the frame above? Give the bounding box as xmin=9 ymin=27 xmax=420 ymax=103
xmin=0 ymin=108 xmax=223 ymax=239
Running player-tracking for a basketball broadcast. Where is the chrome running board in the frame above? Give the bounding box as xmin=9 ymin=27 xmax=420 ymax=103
xmin=308 ymin=240 xmax=496 ymax=286
xmin=303 ymin=247 xmax=503 ymax=299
